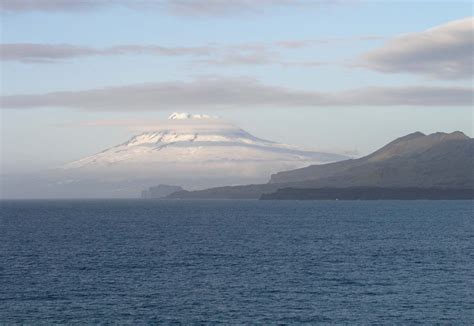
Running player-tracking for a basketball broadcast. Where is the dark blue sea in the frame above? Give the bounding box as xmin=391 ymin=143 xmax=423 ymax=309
xmin=1 ymin=200 xmax=473 ymax=324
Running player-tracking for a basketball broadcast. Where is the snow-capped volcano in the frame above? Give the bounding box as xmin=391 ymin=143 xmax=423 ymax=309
xmin=61 ymin=113 xmax=347 ymax=196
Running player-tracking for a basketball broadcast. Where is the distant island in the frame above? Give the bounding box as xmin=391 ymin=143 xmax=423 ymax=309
xmin=164 ymin=131 xmax=473 ymax=200
xmin=141 ymin=184 xmax=184 ymax=199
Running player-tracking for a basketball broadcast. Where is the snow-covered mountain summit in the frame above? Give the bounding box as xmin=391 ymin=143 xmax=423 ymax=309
xmin=62 ymin=113 xmax=347 ymax=195
xmin=168 ymin=112 xmax=217 ymax=120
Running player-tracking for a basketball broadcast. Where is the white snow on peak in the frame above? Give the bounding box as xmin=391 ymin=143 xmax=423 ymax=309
xmin=168 ymin=112 xmax=217 ymax=120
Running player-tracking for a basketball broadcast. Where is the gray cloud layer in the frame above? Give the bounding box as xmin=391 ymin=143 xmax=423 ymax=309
xmin=361 ymin=17 xmax=473 ymax=79
xmin=0 ymin=0 xmax=316 ymax=15
xmin=0 ymin=43 xmax=212 ymax=63
xmin=2 ymin=77 xmax=471 ymax=110
xmin=0 ymin=39 xmax=373 ymax=65
xmin=0 ymin=0 xmax=103 ymax=12
xmin=165 ymin=0 xmax=304 ymax=16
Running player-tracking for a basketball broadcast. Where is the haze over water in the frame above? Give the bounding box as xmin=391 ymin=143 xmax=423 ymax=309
xmin=1 ymin=200 xmax=472 ymax=324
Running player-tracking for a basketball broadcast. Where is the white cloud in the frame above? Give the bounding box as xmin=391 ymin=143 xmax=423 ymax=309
xmin=361 ymin=17 xmax=474 ymax=79
xmin=70 ymin=115 xmax=233 ymax=133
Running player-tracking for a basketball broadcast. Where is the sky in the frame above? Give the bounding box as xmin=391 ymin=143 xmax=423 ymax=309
xmin=1 ymin=0 xmax=473 ymax=174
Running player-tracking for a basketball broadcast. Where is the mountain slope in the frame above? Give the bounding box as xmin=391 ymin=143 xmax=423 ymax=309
xmin=169 ymin=131 xmax=473 ymax=199
xmin=270 ymin=131 xmax=473 ymax=188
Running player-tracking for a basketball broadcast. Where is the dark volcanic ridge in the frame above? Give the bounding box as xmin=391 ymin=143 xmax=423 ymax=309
xmin=166 ymin=131 xmax=474 ymax=200
xmin=260 ymin=187 xmax=474 ymax=200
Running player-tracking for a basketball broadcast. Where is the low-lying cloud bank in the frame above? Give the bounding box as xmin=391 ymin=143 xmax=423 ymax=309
xmin=1 ymin=77 xmax=471 ymax=110
xmin=361 ymin=17 xmax=473 ymax=80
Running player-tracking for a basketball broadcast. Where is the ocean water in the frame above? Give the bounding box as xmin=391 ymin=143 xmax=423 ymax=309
xmin=1 ymin=200 xmax=473 ymax=324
